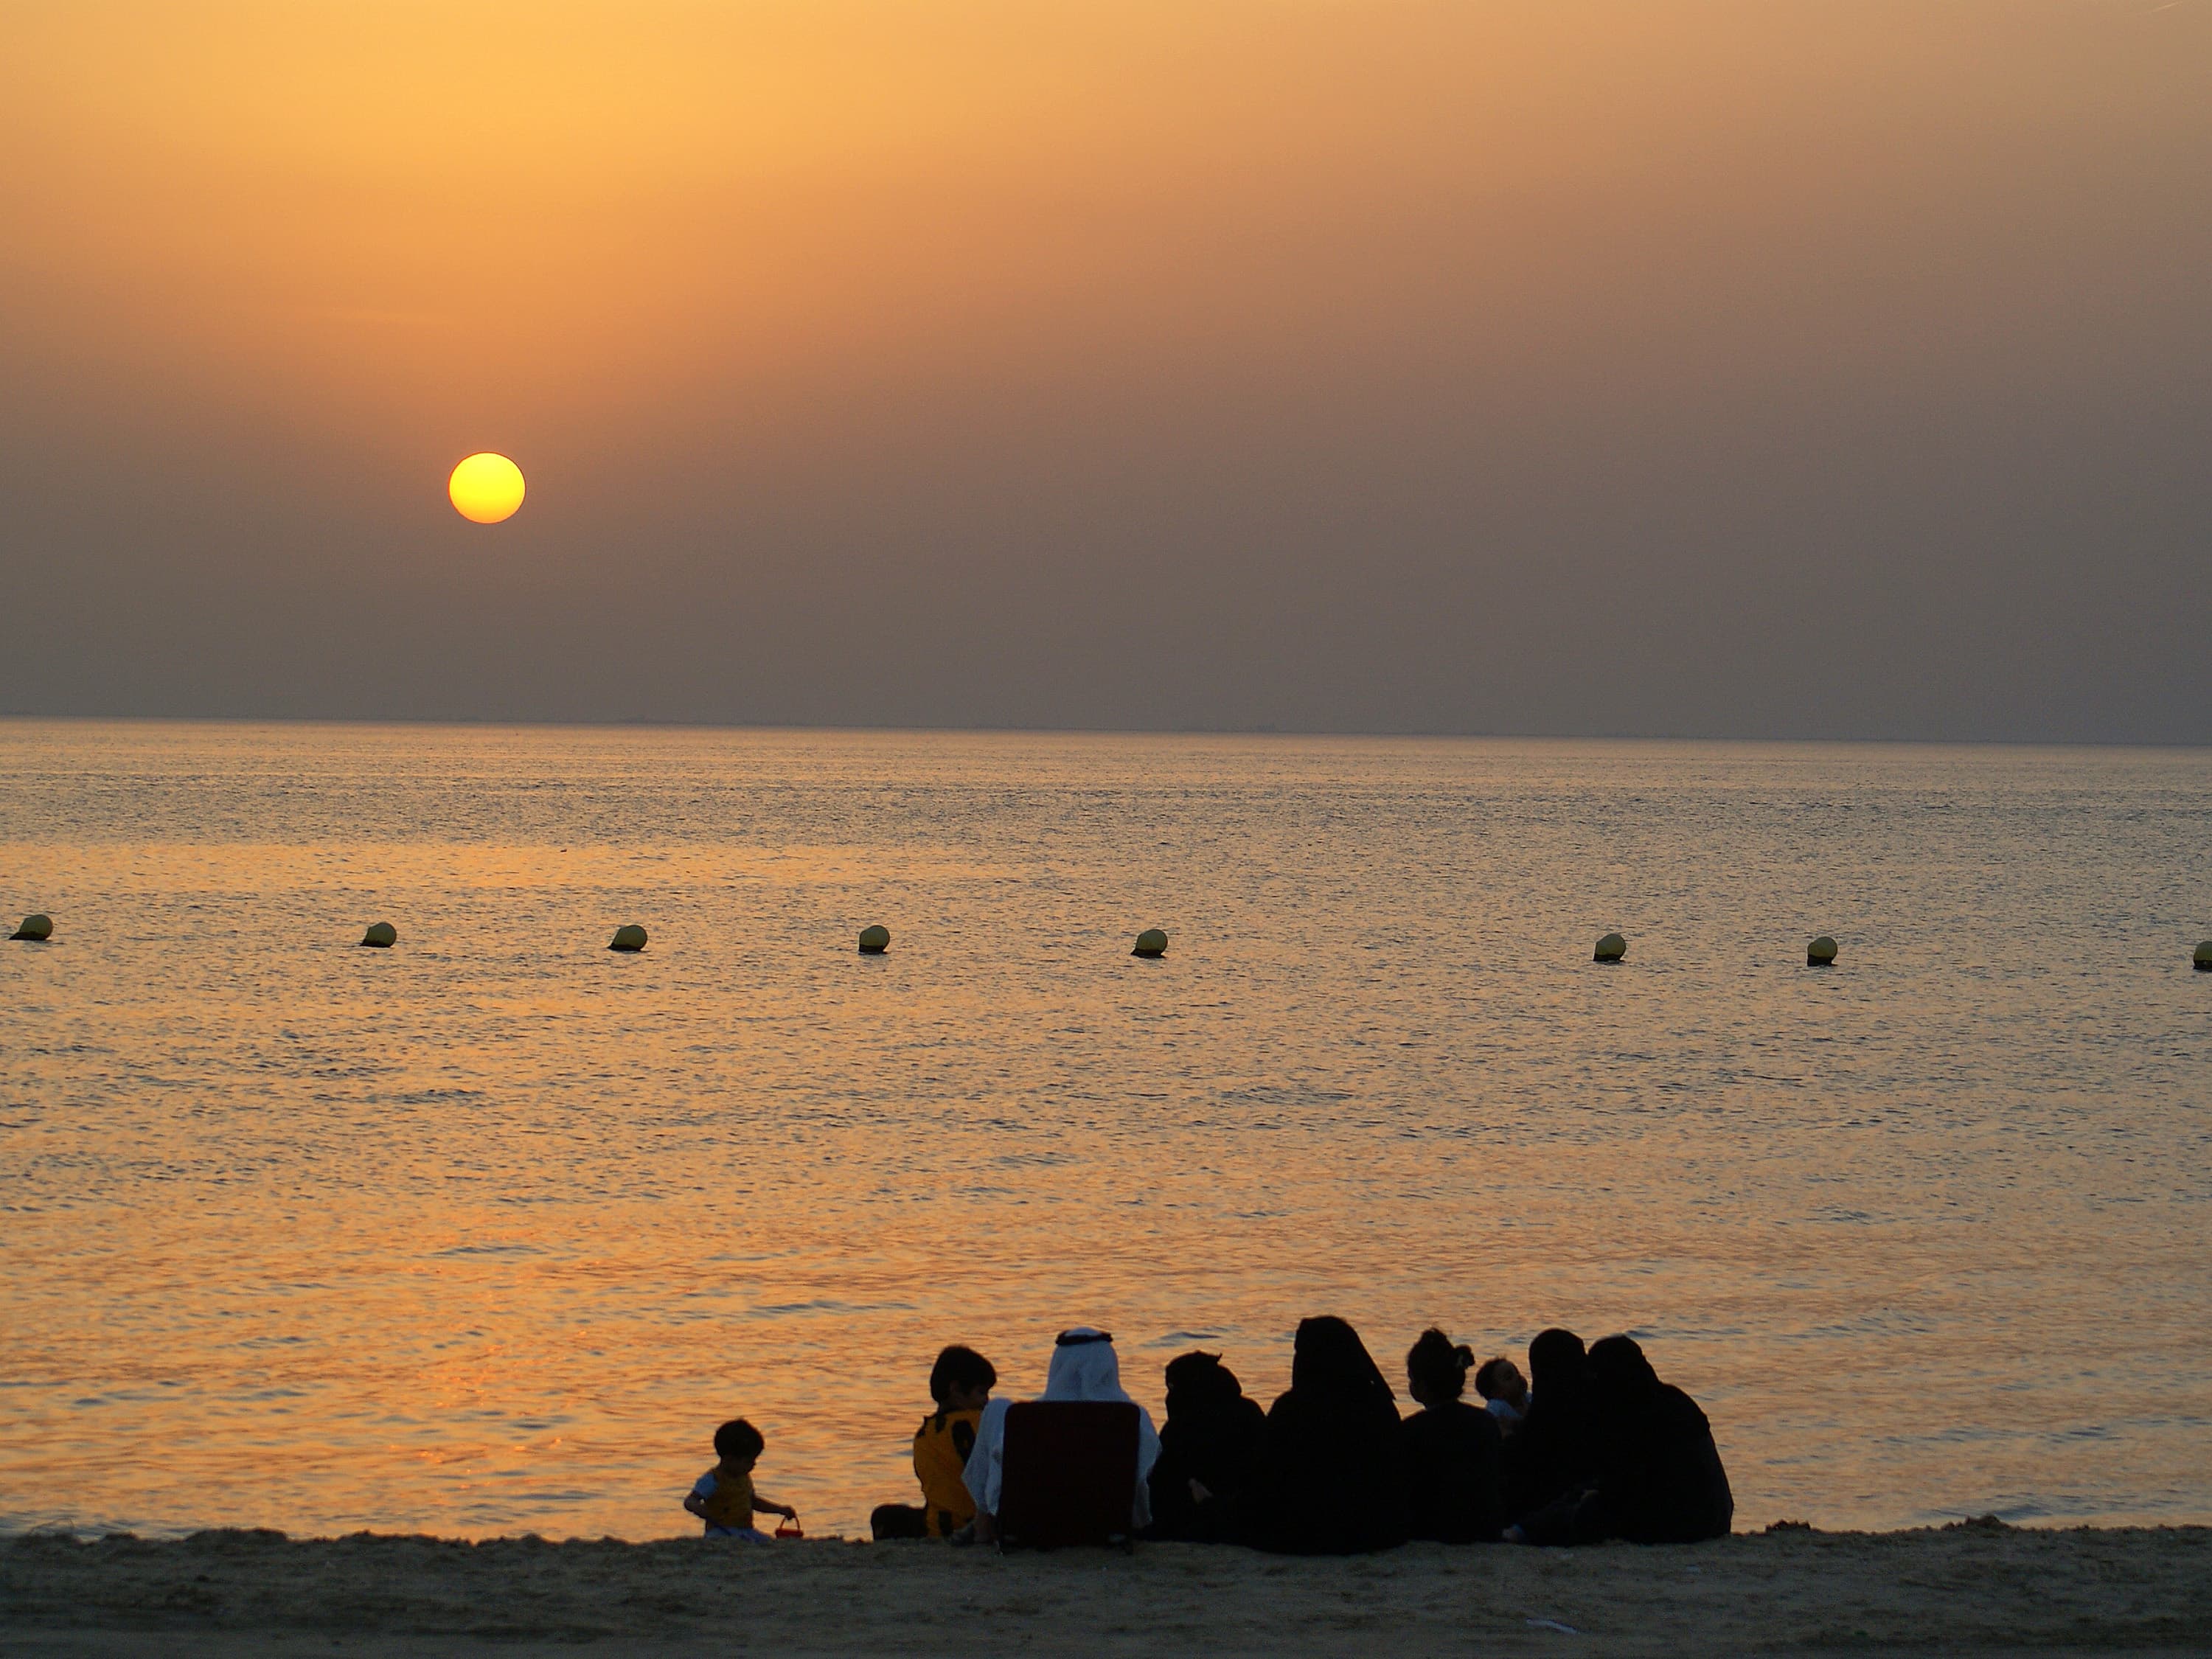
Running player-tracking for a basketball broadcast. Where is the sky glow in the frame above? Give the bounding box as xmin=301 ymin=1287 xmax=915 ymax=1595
xmin=2 ymin=1 xmax=2206 ymax=738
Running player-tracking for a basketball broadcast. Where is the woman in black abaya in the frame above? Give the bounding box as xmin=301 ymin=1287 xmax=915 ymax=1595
xmin=1582 ymin=1335 xmax=1733 ymax=1543
xmin=1398 ymin=1328 xmax=1505 ymax=1543
xmin=1146 ymin=1350 xmax=1268 ymax=1542
xmin=1502 ymin=1326 xmax=1593 ymax=1526
xmin=1245 ymin=1315 xmax=1408 ymax=1554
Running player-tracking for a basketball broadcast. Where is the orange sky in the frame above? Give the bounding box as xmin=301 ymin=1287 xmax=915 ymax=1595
xmin=3 ymin=1 xmax=2208 ymax=736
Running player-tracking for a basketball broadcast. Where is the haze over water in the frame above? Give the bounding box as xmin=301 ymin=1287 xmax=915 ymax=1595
xmin=2 ymin=720 xmax=2208 ymax=1542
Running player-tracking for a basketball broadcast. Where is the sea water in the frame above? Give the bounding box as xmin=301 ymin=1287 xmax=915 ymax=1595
xmin=1 ymin=720 xmax=2207 ymax=1540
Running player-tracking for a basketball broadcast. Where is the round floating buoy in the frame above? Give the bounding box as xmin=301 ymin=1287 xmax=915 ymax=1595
xmin=1593 ymin=931 xmax=1626 ymax=962
xmin=2196 ymin=940 xmax=2212 ymax=972
xmin=609 ymin=924 xmax=648 ymax=952
xmin=360 ymin=922 xmax=397 ymax=948
xmin=1132 ymin=928 xmax=1168 ymax=959
xmin=11 ymin=913 xmax=53 ymax=942
xmin=858 ymin=924 xmax=890 ymax=955
xmin=1807 ymin=935 xmax=1838 ymax=967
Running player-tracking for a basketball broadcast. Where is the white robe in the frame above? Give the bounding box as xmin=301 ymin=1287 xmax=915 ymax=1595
xmin=964 ymin=1329 xmax=1161 ymax=1528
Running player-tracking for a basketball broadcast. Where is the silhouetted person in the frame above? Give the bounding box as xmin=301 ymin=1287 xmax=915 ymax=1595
xmin=1145 ymin=1351 xmax=1268 ymax=1541
xmin=962 ymin=1326 xmax=1160 ymax=1543
xmin=1514 ymin=1335 xmax=1733 ymax=1545
xmin=1398 ymin=1328 xmax=1504 ymax=1543
xmin=1503 ymin=1326 xmax=1592 ymax=1525
xmin=1245 ymin=1315 xmax=1408 ymax=1554
xmin=872 ymin=1343 xmax=998 ymax=1540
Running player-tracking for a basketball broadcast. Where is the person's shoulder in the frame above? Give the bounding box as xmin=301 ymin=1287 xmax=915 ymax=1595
xmin=1460 ymin=1400 xmax=1504 ymax=1442
xmin=949 ymin=1409 xmax=981 ymax=1458
xmin=921 ymin=1408 xmax=981 ymax=1442
xmin=1401 ymin=1402 xmax=1485 ymax=1433
xmin=1657 ymin=1384 xmax=1711 ymax=1426
xmin=692 ymin=1467 xmax=720 ymax=1493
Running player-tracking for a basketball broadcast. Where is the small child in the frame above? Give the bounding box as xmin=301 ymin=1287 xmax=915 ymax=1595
xmin=1473 ymin=1355 xmax=1530 ymax=1433
xmin=869 ymin=1344 xmax=998 ymax=1540
xmin=684 ymin=1418 xmax=796 ymax=1540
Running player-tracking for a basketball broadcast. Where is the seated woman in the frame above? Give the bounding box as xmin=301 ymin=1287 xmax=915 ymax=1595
xmin=1503 ymin=1326 xmax=1592 ymax=1527
xmin=1146 ymin=1350 xmax=1267 ymax=1542
xmin=1244 ymin=1315 xmax=1408 ymax=1554
xmin=1513 ymin=1335 xmax=1733 ymax=1545
xmin=1399 ymin=1329 xmax=1504 ymax=1543
xmin=961 ymin=1327 xmax=1161 ymax=1541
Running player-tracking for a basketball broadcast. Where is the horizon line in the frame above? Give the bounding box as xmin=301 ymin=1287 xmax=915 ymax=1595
xmin=1 ymin=709 xmax=2208 ymax=755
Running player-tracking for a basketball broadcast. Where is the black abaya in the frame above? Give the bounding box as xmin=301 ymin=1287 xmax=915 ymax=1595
xmin=1147 ymin=1352 xmax=1268 ymax=1542
xmin=1502 ymin=1326 xmax=1593 ymax=1524
xmin=1400 ymin=1399 xmax=1504 ymax=1543
xmin=1245 ymin=1315 xmax=1408 ymax=1554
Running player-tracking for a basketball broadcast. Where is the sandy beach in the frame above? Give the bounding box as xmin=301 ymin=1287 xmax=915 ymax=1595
xmin=4 ymin=1523 xmax=2208 ymax=1658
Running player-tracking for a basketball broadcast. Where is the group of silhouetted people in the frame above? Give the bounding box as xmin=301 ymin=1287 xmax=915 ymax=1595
xmin=794 ymin=1317 xmax=1732 ymax=1551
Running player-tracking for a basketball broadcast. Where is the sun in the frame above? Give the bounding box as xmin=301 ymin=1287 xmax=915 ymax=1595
xmin=448 ymin=452 xmax=525 ymax=524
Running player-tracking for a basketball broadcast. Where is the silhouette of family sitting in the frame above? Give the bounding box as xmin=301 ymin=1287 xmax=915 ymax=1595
xmin=695 ymin=1316 xmax=1731 ymax=1550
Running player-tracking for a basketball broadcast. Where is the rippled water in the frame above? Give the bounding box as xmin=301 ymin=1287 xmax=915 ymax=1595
xmin=1 ymin=720 xmax=2208 ymax=1540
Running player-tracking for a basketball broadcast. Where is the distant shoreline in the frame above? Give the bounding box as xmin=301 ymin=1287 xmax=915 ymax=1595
xmin=3 ymin=711 xmax=2210 ymax=753
xmin=7 ymin=1523 xmax=2208 ymax=1657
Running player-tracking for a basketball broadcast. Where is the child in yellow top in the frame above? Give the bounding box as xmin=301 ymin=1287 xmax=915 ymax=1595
xmin=869 ymin=1345 xmax=998 ymax=1540
xmin=684 ymin=1418 xmax=796 ymax=1540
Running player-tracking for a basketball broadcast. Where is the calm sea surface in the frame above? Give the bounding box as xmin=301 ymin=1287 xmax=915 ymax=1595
xmin=1 ymin=721 xmax=2208 ymax=1540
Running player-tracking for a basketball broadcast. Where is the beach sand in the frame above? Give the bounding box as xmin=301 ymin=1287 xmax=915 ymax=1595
xmin=4 ymin=1522 xmax=2208 ymax=1657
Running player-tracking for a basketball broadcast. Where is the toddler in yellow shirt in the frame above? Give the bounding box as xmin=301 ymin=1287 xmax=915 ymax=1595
xmin=684 ymin=1418 xmax=796 ymax=1540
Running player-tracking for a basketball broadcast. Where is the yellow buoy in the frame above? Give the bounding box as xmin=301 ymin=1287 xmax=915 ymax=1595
xmin=1133 ymin=928 xmax=1169 ymax=959
xmin=610 ymin=924 xmax=648 ymax=952
xmin=11 ymin=913 xmax=53 ymax=942
xmin=1593 ymin=931 xmax=1626 ymax=961
xmin=2196 ymin=940 xmax=2212 ymax=972
xmin=360 ymin=922 xmax=397 ymax=948
xmin=1807 ymin=935 xmax=1838 ymax=966
xmin=858 ymin=925 xmax=891 ymax=955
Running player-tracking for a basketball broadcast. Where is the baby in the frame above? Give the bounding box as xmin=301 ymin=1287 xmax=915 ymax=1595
xmin=684 ymin=1417 xmax=797 ymax=1540
xmin=1473 ymin=1356 xmax=1530 ymax=1433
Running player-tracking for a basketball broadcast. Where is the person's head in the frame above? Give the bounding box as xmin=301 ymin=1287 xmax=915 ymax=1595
xmin=1163 ymin=1350 xmax=1244 ymax=1417
xmin=1043 ymin=1327 xmax=1129 ymax=1402
xmin=1405 ymin=1328 xmax=1475 ymax=1407
xmin=1585 ymin=1335 xmax=1661 ymax=1407
xmin=712 ymin=1418 xmax=765 ymax=1471
xmin=928 ymin=1344 xmax=998 ymax=1413
xmin=1527 ymin=1327 xmax=1587 ymax=1399
xmin=1291 ymin=1315 xmax=1396 ymax=1413
xmin=1473 ymin=1356 xmax=1528 ymax=1406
